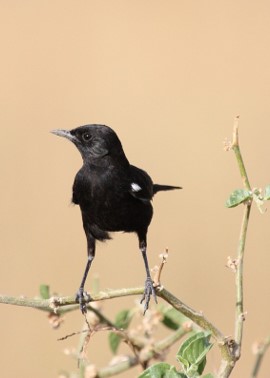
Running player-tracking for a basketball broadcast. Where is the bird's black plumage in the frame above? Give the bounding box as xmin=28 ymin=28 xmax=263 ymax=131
xmin=52 ymin=124 xmax=181 ymax=314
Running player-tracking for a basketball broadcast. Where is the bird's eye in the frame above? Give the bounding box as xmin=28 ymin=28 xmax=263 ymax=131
xmin=82 ymin=132 xmax=92 ymax=142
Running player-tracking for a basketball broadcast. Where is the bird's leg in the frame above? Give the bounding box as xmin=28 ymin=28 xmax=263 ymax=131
xmin=75 ymin=256 xmax=93 ymax=314
xmin=75 ymin=233 xmax=96 ymax=314
xmin=139 ymin=239 xmax=157 ymax=314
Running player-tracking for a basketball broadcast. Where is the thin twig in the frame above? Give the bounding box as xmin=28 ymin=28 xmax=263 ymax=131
xmin=157 ymin=287 xmax=233 ymax=366
xmin=153 ymin=248 xmax=169 ymax=287
xmin=60 ymin=321 xmax=189 ymax=378
xmin=217 ymin=117 xmax=253 ymax=377
xmin=234 ymin=204 xmax=251 ymax=357
xmin=250 ymin=337 xmax=270 ymax=378
xmin=232 ymin=116 xmax=252 ymax=191
xmin=231 ymin=116 xmax=253 ymax=358
xmin=97 ymin=356 xmax=138 ymax=378
xmin=95 ymin=325 xmax=188 ymax=378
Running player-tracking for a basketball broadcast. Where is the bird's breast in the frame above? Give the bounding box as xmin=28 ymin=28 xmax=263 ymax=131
xmin=73 ymin=167 xmax=153 ymax=233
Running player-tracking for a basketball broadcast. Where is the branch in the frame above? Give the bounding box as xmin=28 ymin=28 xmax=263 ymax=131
xmin=234 ymin=204 xmax=251 ymax=354
xmin=250 ymin=337 xmax=270 ymax=378
xmin=157 ymin=287 xmax=233 ymax=368
xmin=0 ymin=286 xmax=233 ymax=370
xmin=0 ymin=287 xmax=144 ymax=313
xmin=96 ymin=356 xmax=138 ymax=377
xmin=231 ymin=116 xmax=253 ymax=357
xmin=231 ymin=116 xmax=252 ymax=191
xmin=219 ymin=116 xmax=253 ymax=377
xmin=0 ymin=287 xmax=226 ymax=342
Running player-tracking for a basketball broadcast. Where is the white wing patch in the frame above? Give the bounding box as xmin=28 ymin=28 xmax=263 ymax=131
xmin=131 ymin=182 xmax=142 ymax=192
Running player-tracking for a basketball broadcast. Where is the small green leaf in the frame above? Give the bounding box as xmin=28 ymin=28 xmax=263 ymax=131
xmin=176 ymin=332 xmax=213 ymax=376
xmin=114 ymin=309 xmax=133 ymax=329
xmin=264 ymin=185 xmax=270 ymax=200
xmin=197 ymin=356 xmax=207 ymax=375
xmin=138 ymin=362 xmax=171 ymax=378
xmin=138 ymin=363 xmax=185 ymax=378
xmin=177 ymin=332 xmax=209 ymax=365
xmin=39 ymin=284 xmax=50 ymax=299
xmin=225 ymin=189 xmax=251 ymax=208
xmin=158 ymin=304 xmax=188 ymax=330
xmin=202 ymin=374 xmax=214 ymax=378
xmin=108 ymin=309 xmax=133 ymax=354
xmin=108 ymin=333 xmax=121 ymax=355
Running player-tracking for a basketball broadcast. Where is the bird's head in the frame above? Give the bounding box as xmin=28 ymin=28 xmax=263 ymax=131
xmin=51 ymin=124 xmax=128 ymax=166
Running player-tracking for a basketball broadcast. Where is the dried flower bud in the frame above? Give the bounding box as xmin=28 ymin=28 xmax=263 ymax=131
xmin=226 ymin=256 xmax=239 ymax=273
xmin=48 ymin=313 xmax=64 ymax=329
xmin=84 ymin=364 xmax=98 ymax=378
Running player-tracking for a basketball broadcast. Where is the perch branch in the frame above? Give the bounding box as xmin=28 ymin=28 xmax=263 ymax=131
xmin=0 ymin=286 xmax=233 ymax=374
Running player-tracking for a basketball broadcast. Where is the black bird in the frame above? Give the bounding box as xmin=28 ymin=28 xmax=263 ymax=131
xmin=52 ymin=124 xmax=181 ymax=314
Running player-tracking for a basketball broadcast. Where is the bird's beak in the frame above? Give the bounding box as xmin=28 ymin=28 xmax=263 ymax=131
xmin=51 ymin=129 xmax=76 ymax=142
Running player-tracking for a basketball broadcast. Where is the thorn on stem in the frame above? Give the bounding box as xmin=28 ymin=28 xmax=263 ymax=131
xmin=239 ymin=311 xmax=247 ymax=321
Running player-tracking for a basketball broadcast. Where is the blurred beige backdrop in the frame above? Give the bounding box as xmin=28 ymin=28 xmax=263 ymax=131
xmin=1 ymin=1 xmax=270 ymax=377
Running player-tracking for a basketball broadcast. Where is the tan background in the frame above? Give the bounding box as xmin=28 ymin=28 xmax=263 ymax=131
xmin=1 ymin=1 xmax=270 ymax=377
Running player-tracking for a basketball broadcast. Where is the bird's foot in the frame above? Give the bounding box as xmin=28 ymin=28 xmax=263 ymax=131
xmin=140 ymin=277 xmax=158 ymax=315
xmin=75 ymin=288 xmax=91 ymax=314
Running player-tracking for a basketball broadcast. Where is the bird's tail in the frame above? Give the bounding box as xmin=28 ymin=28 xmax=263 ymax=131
xmin=153 ymin=184 xmax=182 ymax=194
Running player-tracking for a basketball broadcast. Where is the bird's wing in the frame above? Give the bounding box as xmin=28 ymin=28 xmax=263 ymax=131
xmin=129 ymin=165 xmax=154 ymax=202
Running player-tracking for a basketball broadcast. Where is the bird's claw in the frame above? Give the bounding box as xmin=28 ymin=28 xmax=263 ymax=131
xmin=75 ymin=289 xmax=91 ymax=314
xmin=140 ymin=277 xmax=158 ymax=315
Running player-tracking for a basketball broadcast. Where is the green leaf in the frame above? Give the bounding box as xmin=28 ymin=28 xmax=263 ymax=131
xmin=138 ymin=363 xmax=186 ymax=378
xmin=138 ymin=362 xmax=170 ymax=378
xmin=197 ymin=357 xmax=207 ymax=375
xmin=176 ymin=332 xmax=213 ymax=376
xmin=114 ymin=309 xmax=133 ymax=329
xmin=108 ymin=309 xmax=133 ymax=354
xmin=158 ymin=304 xmax=188 ymax=330
xmin=108 ymin=333 xmax=121 ymax=355
xmin=202 ymin=374 xmax=214 ymax=378
xmin=264 ymin=185 xmax=270 ymax=200
xmin=225 ymin=189 xmax=251 ymax=208
xmin=39 ymin=284 xmax=50 ymax=299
